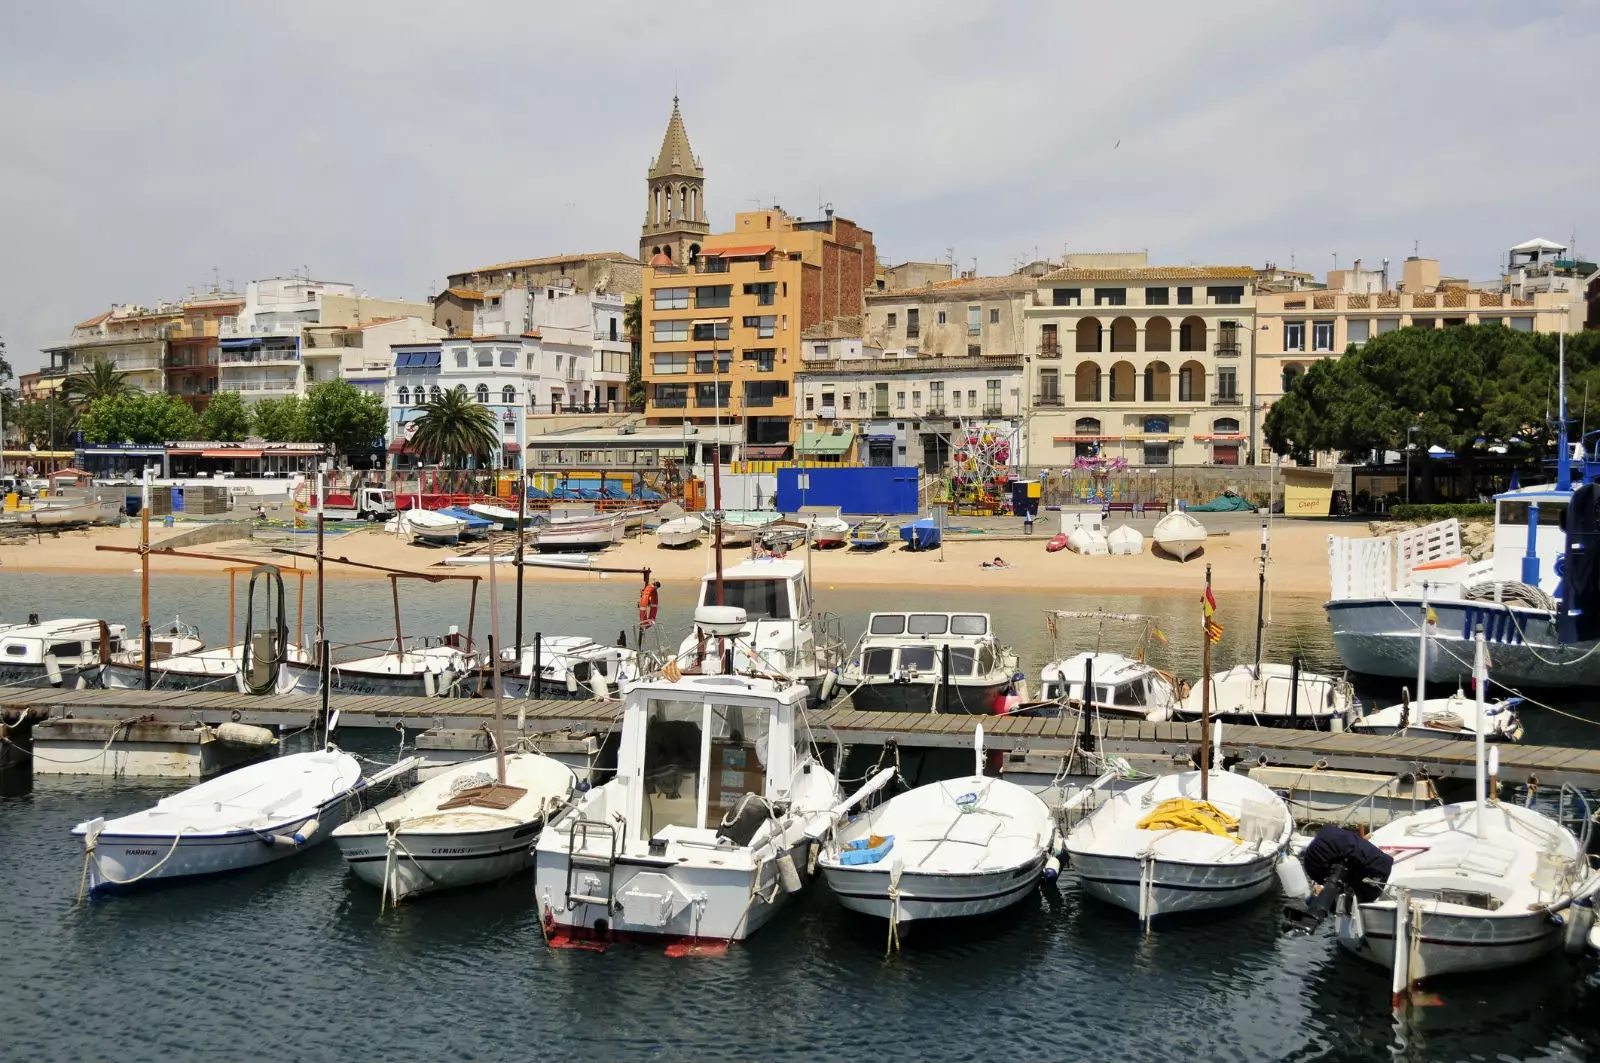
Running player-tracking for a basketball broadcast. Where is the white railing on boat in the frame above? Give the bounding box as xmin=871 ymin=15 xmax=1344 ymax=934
xmin=1328 ymin=518 xmax=1467 ymax=601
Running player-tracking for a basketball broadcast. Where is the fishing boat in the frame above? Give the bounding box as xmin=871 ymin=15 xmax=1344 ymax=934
xmin=1106 ymin=524 xmax=1144 ymax=556
xmin=438 ymin=506 xmax=494 ymax=540
xmin=332 ymin=549 xmax=576 ymax=904
xmin=72 ymin=747 xmax=417 ymax=895
xmin=534 ymin=656 xmax=842 ymax=945
xmin=0 ymin=618 xmax=127 ymax=688
xmin=0 ymin=498 xmax=121 ymax=527
xmin=806 ymin=516 xmax=851 ymax=548
xmin=838 ymin=611 xmax=1018 ymax=714
xmin=655 ymin=515 xmax=706 ymax=548
xmin=675 ymin=559 xmax=846 ymax=702
xmin=394 ymin=508 xmax=468 ymax=546
xmin=467 ymin=502 xmax=524 ymax=530
xmin=848 ymin=518 xmax=892 ymax=551
xmin=1298 ymin=631 xmax=1600 ymax=990
xmin=492 ymin=636 xmax=640 ymax=700
xmin=280 ymin=635 xmax=482 ymax=697
xmin=1066 ymin=526 xmax=1109 ymax=555
xmin=899 ymin=517 xmax=940 ymax=551
xmin=102 ymin=641 xmax=316 ymax=693
xmin=723 ymin=510 xmax=783 ymax=547
xmin=534 ymin=513 xmax=626 ymax=553
xmin=1152 ymin=510 xmax=1207 ymax=561
xmin=1037 ymin=611 xmax=1184 ymax=721
xmin=819 ymin=725 xmax=1056 ymax=924
xmin=1067 ymin=565 xmax=1296 ymax=924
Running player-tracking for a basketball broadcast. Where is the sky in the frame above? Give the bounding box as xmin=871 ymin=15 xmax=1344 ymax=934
xmin=1 ymin=0 xmax=1596 ymax=375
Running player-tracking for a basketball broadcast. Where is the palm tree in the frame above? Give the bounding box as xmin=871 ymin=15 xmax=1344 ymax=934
xmin=411 ymin=385 xmax=499 ymax=468
xmin=62 ymin=357 xmax=131 ymax=410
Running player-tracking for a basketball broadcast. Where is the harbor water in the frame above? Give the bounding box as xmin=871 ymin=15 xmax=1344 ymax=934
xmin=3 ymin=573 xmax=1599 ymax=1061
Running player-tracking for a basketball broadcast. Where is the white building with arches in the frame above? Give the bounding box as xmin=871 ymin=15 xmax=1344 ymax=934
xmin=1023 ymin=255 xmax=1258 ymax=467
xmin=384 ymin=334 xmax=542 ymax=469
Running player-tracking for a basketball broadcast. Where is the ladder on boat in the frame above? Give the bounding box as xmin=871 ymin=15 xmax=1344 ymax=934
xmin=565 ymin=817 xmax=621 ymax=911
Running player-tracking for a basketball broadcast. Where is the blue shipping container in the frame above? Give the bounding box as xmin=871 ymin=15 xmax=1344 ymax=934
xmin=776 ymin=466 xmax=920 ymax=516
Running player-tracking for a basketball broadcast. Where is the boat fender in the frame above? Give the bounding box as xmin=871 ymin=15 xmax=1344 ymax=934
xmin=1563 ymin=897 xmax=1596 ymax=956
xmin=807 ymin=840 xmax=820 ymax=876
xmin=45 ymin=656 xmax=62 ymax=687
xmin=264 ymin=819 xmax=319 ymax=847
xmin=215 ymin=722 xmax=277 ymax=749
xmin=777 ymin=851 xmax=803 ymax=893
xmin=1043 ymin=854 xmax=1061 ymax=881
xmin=423 ymin=671 xmax=438 ymax=698
xmin=1275 ymin=852 xmax=1312 ymax=902
xmin=1049 ymin=829 xmax=1065 ymax=857
xmin=566 ymin=672 xmax=579 ymax=694
xmin=819 ymin=671 xmax=838 ymax=703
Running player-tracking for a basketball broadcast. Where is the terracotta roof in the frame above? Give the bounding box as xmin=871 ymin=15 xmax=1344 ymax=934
xmin=354 ymin=316 xmax=403 ymax=330
xmin=1039 ymin=265 xmax=1256 ymax=283
xmin=702 ymin=244 xmax=776 ymax=258
xmin=439 ymin=287 xmax=485 ymax=301
xmin=458 ymin=251 xmax=639 ymax=275
xmin=75 ymin=311 xmax=112 ymax=329
xmin=867 ymin=274 xmax=1035 ymax=299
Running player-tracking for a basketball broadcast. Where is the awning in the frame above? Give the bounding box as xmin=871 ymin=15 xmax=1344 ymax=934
xmin=1193 ymin=433 xmax=1247 ymax=442
xmin=201 ymin=449 xmax=262 ymax=459
xmin=702 ymin=244 xmax=775 ymax=258
xmin=744 ymin=444 xmax=792 ymax=460
xmin=866 ymin=433 xmax=898 ymax=443
xmin=797 ymin=430 xmax=854 ymax=456
xmin=502 ymin=442 xmax=521 ymax=453
xmin=386 ymin=441 xmax=416 ymax=455
xmin=165 ymin=446 xmax=206 ymax=455
xmin=1052 ymin=435 xmax=1126 ymax=443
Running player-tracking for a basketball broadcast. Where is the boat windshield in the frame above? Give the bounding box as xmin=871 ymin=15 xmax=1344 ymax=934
xmin=907 ymin=614 xmax=949 ymax=635
xmin=1497 ymin=500 xmax=1566 ymax=527
xmin=869 ymin=615 xmax=907 ymax=635
xmin=703 ymin=578 xmax=791 ymax=620
xmin=641 ymin=698 xmax=705 ymax=836
xmin=948 ymin=647 xmax=976 ymax=676
xmin=863 ymin=648 xmax=895 ymax=675
xmin=899 ymin=646 xmax=937 ymax=672
xmin=707 ymin=701 xmax=770 ymax=816
xmin=951 ymin=614 xmax=988 ymax=635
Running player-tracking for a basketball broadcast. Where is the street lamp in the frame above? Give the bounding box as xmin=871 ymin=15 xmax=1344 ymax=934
xmin=1405 ymin=425 xmax=1420 ymax=505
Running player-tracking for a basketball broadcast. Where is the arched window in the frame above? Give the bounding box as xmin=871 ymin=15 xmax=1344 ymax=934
xmin=397 ymin=385 xmax=409 ymax=406
xmin=502 ymin=385 xmax=516 ymax=404
xmin=1282 ymin=365 xmax=1301 ymax=393
xmin=1073 ymin=416 xmax=1102 ymax=459
xmin=689 ymin=187 xmax=698 ymax=221
xmin=1213 ymin=417 xmax=1240 ymax=434
xmin=429 ymin=385 xmax=442 ymax=403
xmin=678 ymin=185 xmax=687 ymax=222
xmin=1074 ymin=417 xmax=1102 ymax=434
xmin=476 ymin=383 xmax=489 ymax=404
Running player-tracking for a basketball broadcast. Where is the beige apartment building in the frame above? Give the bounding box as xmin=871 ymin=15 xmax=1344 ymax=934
xmin=1023 ymin=254 xmax=1258 ymax=467
xmin=1255 ymin=254 xmax=1579 ymax=462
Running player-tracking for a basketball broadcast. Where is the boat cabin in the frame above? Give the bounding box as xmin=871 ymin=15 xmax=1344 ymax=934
xmin=857 ymin=612 xmax=1000 ymax=679
xmin=695 ymin=559 xmax=810 ymax=621
xmin=0 ymin=619 xmax=127 ymax=682
xmin=617 ymin=675 xmax=807 ymax=847
xmin=1040 ymin=652 xmax=1171 ymax=710
xmin=1491 ymin=485 xmax=1571 ymax=595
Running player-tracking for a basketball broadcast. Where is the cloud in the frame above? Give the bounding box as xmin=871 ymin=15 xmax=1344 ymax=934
xmin=1 ymin=0 xmax=1595 ymax=372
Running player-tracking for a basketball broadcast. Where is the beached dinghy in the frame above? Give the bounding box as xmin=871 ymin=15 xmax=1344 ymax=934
xmin=1152 ymin=511 xmax=1206 ymax=561
xmin=467 ymin=502 xmax=524 ymax=530
xmin=1107 ymin=524 xmax=1144 ymax=556
xmin=819 ymin=725 xmax=1056 ymax=923
xmin=656 ymin=515 xmax=706 ymax=548
xmin=73 ymin=746 xmax=417 ymax=895
xmin=1066 ymin=526 xmax=1109 ymax=555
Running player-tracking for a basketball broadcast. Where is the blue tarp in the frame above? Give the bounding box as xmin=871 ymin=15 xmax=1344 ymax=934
xmin=439 ymin=506 xmax=493 ymax=530
xmin=525 ymin=486 xmax=551 ymax=500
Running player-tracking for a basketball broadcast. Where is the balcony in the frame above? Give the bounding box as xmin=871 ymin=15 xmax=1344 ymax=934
xmin=1037 ymin=341 xmax=1061 ymax=359
xmin=220 ymin=322 xmax=303 ymax=339
xmin=1033 ymin=393 xmax=1064 ymax=407
xmin=232 ymin=380 xmax=299 ymax=394
xmin=872 ymin=405 xmax=891 ymax=418
xmin=219 ymin=350 xmax=301 ymax=367
xmin=1211 ymin=394 xmax=1243 ymax=406
xmin=1215 ymin=344 xmax=1241 ymax=358
xmin=923 ymin=406 xmax=947 ymax=418
xmin=905 ymin=327 xmax=920 ymax=339
xmin=982 ymin=405 xmax=1005 ymax=418
xmin=819 ymin=405 xmax=836 ymax=419
xmin=652 ymin=395 xmax=689 ymax=409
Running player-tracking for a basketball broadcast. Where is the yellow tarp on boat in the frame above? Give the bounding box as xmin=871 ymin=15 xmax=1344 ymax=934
xmin=1135 ymin=798 xmax=1239 ymax=841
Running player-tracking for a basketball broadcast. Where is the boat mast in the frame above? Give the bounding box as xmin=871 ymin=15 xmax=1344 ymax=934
xmin=488 ymin=547 xmax=507 ymax=786
xmin=141 ymin=464 xmax=152 ymax=691
xmin=316 ymin=466 xmax=328 ymax=740
xmin=1414 ymin=581 xmax=1429 ymax=712
xmin=1473 ymin=623 xmax=1487 ymax=839
xmin=1558 ymin=327 xmax=1572 ymax=491
xmin=1200 ymin=564 xmax=1213 ymax=802
xmin=1252 ymin=514 xmax=1267 ymax=679
xmin=514 ymin=470 xmax=527 ymax=658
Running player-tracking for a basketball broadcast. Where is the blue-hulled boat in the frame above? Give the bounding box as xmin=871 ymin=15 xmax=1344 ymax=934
xmin=438 ymin=506 xmax=494 ymax=540
xmin=900 ymin=517 xmax=940 ymax=551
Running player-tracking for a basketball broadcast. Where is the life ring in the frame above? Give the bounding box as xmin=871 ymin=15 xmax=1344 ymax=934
xmin=638 ymin=583 xmax=659 ymax=627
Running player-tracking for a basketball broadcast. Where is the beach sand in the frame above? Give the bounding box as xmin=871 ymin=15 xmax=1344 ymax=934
xmin=0 ymin=518 xmax=1366 ymax=597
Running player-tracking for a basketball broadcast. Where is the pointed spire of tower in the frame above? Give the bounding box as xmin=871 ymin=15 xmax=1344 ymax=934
xmin=650 ymin=97 xmax=701 ymax=179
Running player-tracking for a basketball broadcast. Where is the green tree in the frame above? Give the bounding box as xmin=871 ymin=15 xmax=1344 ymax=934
xmin=624 ymin=295 xmax=645 ymax=408
xmin=198 ymin=391 xmax=252 ymax=442
xmin=411 ymin=385 xmax=499 ymax=467
xmin=11 ymin=397 xmax=76 ymax=449
xmin=80 ymin=392 xmax=199 ymax=445
xmin=61 ymin=357 xmax=132 ymax=410
xmin=0 ymin=334 xmax=13 ymax=444
xmin=251 ymin=394 xmax=307 ymax=442
xmin=303 ymin=378 xmax=387 ymax=457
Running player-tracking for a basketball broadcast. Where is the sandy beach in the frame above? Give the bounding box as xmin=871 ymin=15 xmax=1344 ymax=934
xmin=0 ymin=516 xmax=1366 ymax=597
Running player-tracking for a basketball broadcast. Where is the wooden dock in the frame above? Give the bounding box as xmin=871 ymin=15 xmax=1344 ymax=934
xmin=4 ymin=686 xmax=1600 ymax=788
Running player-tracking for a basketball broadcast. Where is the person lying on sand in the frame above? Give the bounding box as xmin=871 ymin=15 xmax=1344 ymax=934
xmin=981 ymin=557 xmax=1012 ymax=569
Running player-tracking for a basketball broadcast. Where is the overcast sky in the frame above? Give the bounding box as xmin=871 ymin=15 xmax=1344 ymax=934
xmin=2 ymin=0 xmax=1595 ymax=374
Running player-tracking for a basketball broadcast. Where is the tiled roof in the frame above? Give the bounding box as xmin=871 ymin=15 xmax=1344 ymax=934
xmin=74 ymin=311 xmax=112 ymax=329
xmin=439 ymin=287 xmax=485 ymax=301
xmin=354 ymin=316 xmax=404 ymax=330
xmin=868 ymin=274 xmax=1035 ymax=299
xmin=1039 ymin=265 xmax=1256 ymax=283
xmin=459 ymin=251 xmax=639 ymax=275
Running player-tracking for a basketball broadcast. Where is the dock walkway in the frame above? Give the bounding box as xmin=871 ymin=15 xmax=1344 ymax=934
xmin=4 ymin=687 xmax=1600 ymax=788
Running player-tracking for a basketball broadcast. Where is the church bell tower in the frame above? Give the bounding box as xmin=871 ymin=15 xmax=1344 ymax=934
xmin=640 ymin=96 xmax=709 ymax=266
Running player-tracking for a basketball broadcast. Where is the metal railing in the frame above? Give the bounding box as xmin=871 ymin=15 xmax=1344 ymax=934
xmin=1211 ymin=394 xmax=1243 ymax=406
xmin=1215 ymin=343 xmax=1241 ymax=358
xmin=1033 ymin=393 xmax=1064 ymax=407
xmin=1037 ymin=342 xmax=1061 ymax=358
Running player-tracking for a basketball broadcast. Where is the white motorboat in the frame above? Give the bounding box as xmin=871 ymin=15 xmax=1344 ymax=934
xmin=1176 ymin=661 xmax=1357 ymax=730
xmin=535 ymin=660 xmax=841 ymax=945
xmin=0 ymin=499 xmax=121 ymax=527
xmin=0 ymin=618 xmax=127 ymax=688
xmin=393 ymin=508 xmax=468 ymax=546
xmin=1301 ymin=633 xmax=1600 ymax=988
xmin=655 ymin=515 xmax=705 ymax=548
xmin=332 ymin=752 xmax=576 ymax=902
xmin=1106 ymin=524 xmax=1144 ymax=556
xmin=1040 ymin=651 xmax=1181 ymax=722
xmin=807 ymin=516 xmax=851 ymax=548
xmin=1152 ymin=510 xmax=1207 ymax=561
xmin=535 ymin=513 xmax=626 ymax=552
xmin=819 ymin=726 xmax=1055 ymax=923
xmin=1066 ymin=526 xmax=1109 ymax=555
xmin=280 ymin=637 xmax=482 ymax=697
xmin=676 ymin=559 xmax=846 ymax=702
xmin=102 ymin=640 xmax=316 ymax=694
xmin=1066 ymin=768 xmax=1294 ymax=921
xmin=489 ymin=636 xmax=640 ymax=700
xmin=1353 ymin=691 xmax=1523 ymax=741
xmin=838 ymin=611 xmax=1018 ymax=714
xmin=467 ymin=502 xmax=524 ymax=530
xmin=72 ymin=749 xmax=417 ymax=894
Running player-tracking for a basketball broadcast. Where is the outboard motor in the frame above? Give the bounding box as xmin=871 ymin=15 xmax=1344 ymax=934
xmin=1285 ymin=825 xmax=1394 ymax=934
xmin=1560 ymin=482 xmax=1600 ymax=642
